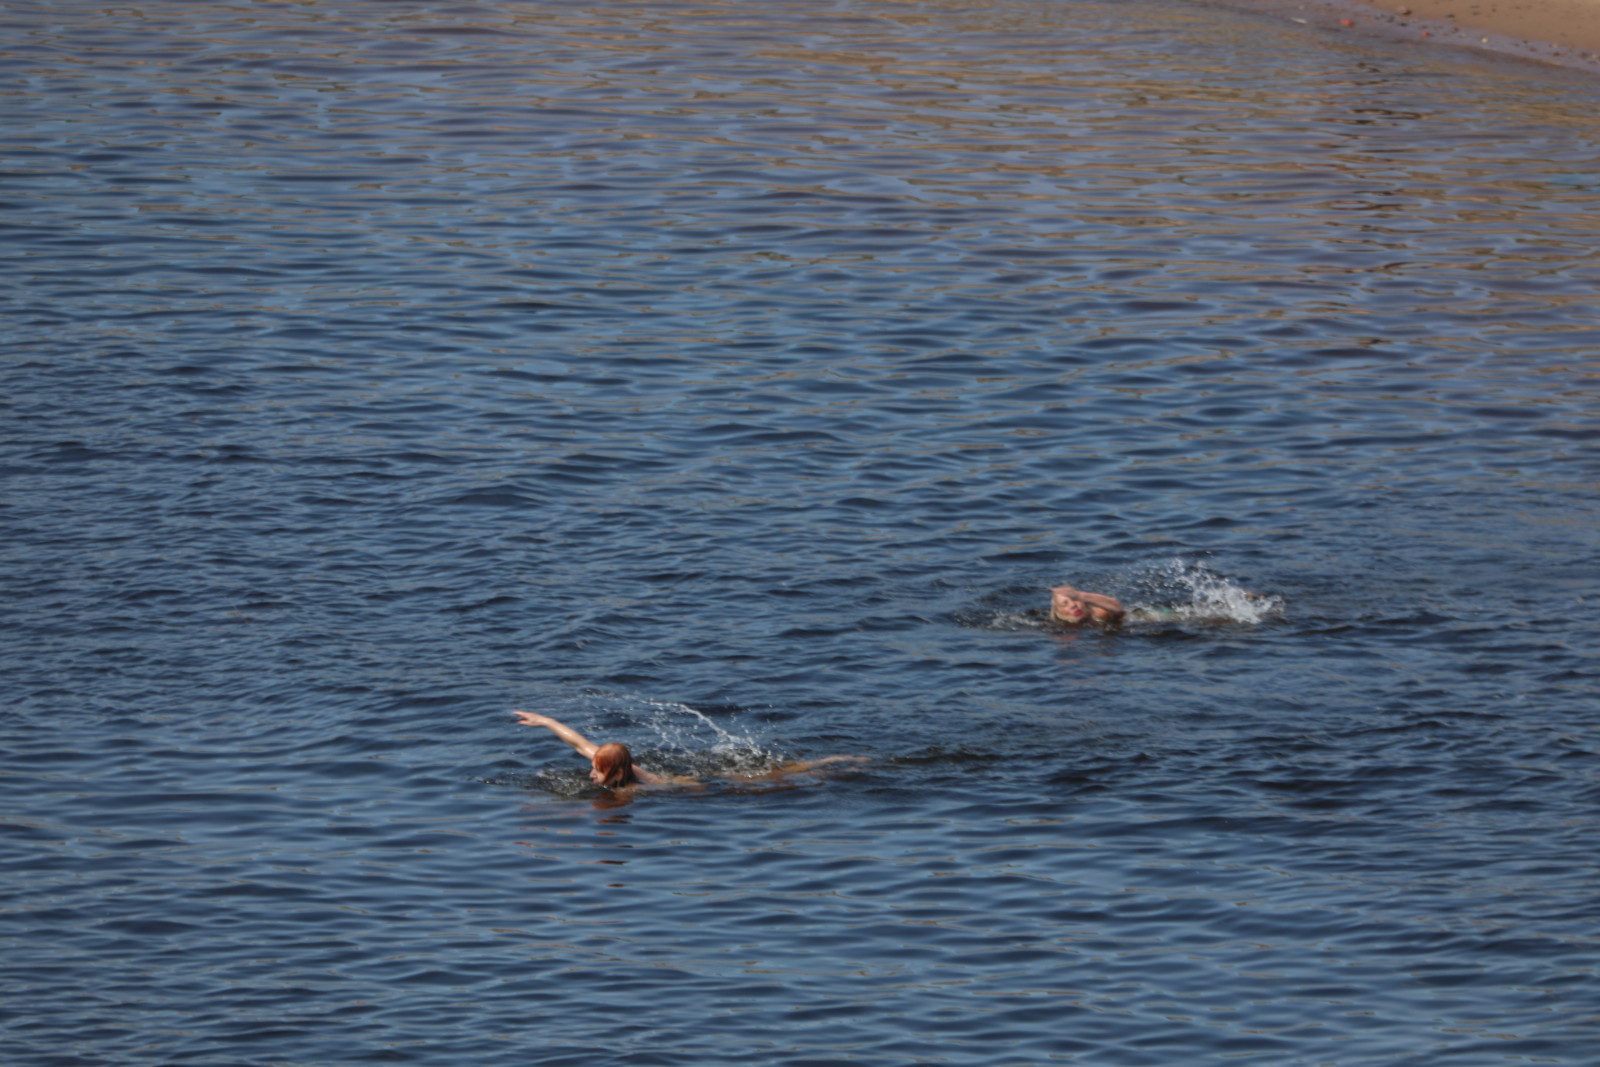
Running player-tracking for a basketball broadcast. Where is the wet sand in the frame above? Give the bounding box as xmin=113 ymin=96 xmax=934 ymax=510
xmin=1203 ymin=0 xmax=1600 ymax=75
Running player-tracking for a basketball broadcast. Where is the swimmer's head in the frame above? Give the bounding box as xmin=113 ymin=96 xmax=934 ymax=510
xmin=1050 ymin=585 xmax=1090 ymax=623
xmin=590 ymin=742 xmax=636 ymax=787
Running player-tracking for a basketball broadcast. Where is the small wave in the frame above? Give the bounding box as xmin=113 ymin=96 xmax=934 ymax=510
xmin=485 ymin=768 xmax=590 ymax=797
xmin=955 ymin=607 xmax=1058 ymax=632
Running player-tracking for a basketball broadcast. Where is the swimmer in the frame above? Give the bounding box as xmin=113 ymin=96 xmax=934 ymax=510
xmin=1049 ymin=584 xmax=1126 ymax=625
xmin=512 ymin=710 xmax=865 ymax=789
xmin=513 ymin=711 xmax=681 ymax=786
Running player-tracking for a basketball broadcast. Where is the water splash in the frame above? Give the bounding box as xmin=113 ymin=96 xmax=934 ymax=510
xmin=524 ymin=691 xmax=778 ymax=778
xmin=630 ymin=697 xmax=777 ymax=775
xmin=1124 ymin=559 xmax=1283 ymax=624
xmin=960 ymin=563 xmax=1281 ymax=632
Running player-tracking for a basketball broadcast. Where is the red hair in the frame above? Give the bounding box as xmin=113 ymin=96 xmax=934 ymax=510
xmin=592 ymin=743 xmax=636 ymax=787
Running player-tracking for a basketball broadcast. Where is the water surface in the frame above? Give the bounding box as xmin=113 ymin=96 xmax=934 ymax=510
xmin=3 ymin=1 xmax=1599 ymax=1063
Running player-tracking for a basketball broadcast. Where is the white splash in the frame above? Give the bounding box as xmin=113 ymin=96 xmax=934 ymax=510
xmin=1127 ymin=558 xmax=1282 ymax=624
xmin=617 ymin=695 xmax=777 ymax=773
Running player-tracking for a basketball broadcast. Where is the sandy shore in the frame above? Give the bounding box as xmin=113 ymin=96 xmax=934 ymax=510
xmin=1204 ymin=0 xmax=1600 ymax=75
xmin=1352 ymin=0 xmax=1600 ymax=56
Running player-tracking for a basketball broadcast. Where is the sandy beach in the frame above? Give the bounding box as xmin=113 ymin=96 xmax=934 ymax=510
xmin=1209 ymin=0 xmax=1600 ymax=74
xmin=1364 ymin=0 xmax=1600 ymax=50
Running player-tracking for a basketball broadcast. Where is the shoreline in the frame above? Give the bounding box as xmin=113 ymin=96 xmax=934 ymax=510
xmin=1199 ymin=0 xmax=1600 ymax=76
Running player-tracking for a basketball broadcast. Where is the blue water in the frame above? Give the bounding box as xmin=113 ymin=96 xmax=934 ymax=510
xmin=4 ymin=1 xmax=1599 ymax=1063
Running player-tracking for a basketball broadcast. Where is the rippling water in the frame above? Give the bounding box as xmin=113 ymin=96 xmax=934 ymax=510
xmin=4 ymin=0 xmax=1599 ymax=1063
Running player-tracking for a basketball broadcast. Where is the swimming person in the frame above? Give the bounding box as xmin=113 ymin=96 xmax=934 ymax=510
xmin=512 ymin=710 xmax=865 ymax=789
xmin=513 ymin=711 xmax=681 ymax=786
xmin=1049 ymin=584 xmax=1126 ymax=625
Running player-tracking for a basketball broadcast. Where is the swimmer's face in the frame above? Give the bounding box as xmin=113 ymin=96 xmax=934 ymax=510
xmin=1051 ymin=587 xmax=1089 ymax=622
xmin=589 ymin=760 xmax=607 ymax=785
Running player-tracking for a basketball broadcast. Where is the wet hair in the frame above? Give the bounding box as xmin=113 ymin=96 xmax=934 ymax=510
xmin=592 ymin=743 xmax=636 ymax=787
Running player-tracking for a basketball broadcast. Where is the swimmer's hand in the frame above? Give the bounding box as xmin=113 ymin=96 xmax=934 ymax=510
xmin=512 ymin=710 xmax=599 ymax=759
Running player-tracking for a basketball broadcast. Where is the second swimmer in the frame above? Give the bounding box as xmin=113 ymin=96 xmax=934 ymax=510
xmin=1049 ymin=584 xmax=1126 ymax=625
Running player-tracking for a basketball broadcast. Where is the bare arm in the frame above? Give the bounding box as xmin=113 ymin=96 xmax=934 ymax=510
xmin=1077 ymin=591 xmax=1126 ymax=622
xmin=512 ymin=711 xmax=598 ymax=759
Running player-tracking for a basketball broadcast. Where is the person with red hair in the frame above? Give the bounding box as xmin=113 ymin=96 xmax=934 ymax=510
xmin=513 ymin=710 xmax=863 ymax=789
xmin=513 ymin=711 xmax=676 ymax=786
xmin=1049 ymin=584 xmax=1125 ymax=625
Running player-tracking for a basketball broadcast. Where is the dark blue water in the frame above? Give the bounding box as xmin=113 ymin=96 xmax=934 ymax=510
xmin=4 ymin=1 xmax=1599 ymax=1063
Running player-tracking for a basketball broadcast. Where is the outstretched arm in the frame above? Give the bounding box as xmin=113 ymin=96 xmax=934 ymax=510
xmin=513 ymin=711 xmax=598 ymax=759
